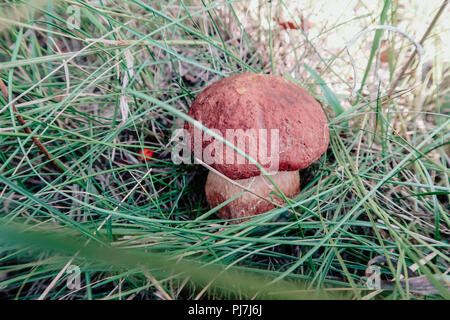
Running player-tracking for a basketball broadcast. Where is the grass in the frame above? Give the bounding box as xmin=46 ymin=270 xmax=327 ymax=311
xmin=0 ymin=0 xmax=449 ymax=300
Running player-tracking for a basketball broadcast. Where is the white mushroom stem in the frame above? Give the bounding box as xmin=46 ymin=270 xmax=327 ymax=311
xmin=205 ymin=170 xmax=300 ymax=223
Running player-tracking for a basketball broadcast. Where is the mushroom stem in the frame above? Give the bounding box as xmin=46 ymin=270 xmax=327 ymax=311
xmin=205 ymin=170 xmax=300 ymax=223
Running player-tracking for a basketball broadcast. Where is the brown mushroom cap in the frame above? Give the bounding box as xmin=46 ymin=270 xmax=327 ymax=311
xmin=184 ymin=73 xmax=329 ymax=180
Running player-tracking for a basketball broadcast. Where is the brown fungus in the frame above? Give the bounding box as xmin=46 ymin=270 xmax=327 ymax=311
xmin=185 ymin=73 xmax=329 ymax=223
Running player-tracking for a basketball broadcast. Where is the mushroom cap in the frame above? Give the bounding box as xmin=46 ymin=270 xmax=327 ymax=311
xmin=185 ymin=73 xmax=329 ymax=180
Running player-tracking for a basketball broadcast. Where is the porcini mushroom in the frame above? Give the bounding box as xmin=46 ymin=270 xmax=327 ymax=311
xmin=184 ymin=73 xmax=329 ymax=223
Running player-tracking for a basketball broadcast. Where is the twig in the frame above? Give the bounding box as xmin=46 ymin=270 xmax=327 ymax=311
xmin=387 ymin=0 xmax=448 ymax=97
xmin=0 ymin=77 xmax=64 ymax=172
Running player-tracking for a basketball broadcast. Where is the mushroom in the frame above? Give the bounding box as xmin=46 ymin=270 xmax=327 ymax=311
xmin=184 ymin=73 xmax=329 ymax=223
